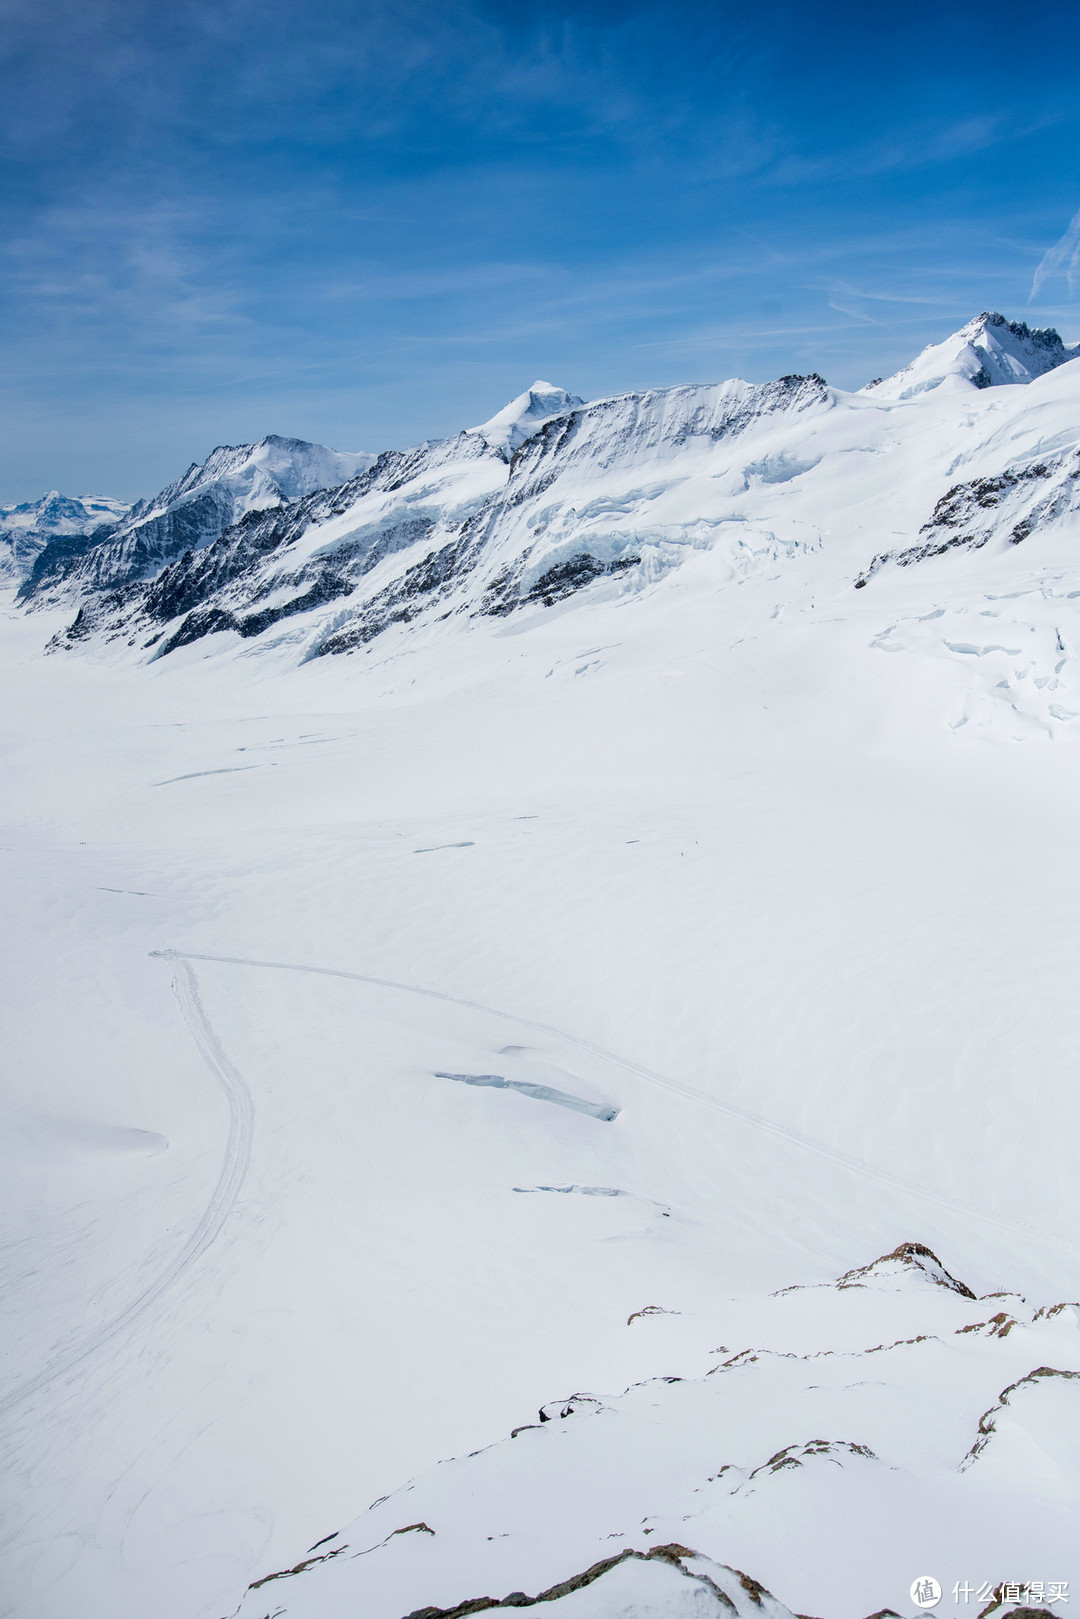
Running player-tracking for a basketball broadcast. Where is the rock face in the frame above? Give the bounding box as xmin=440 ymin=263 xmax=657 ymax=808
xmin=0 ymin=491 xmax=130 ymax=584
xmin=18 ymin=434 xmax=374 ymax=607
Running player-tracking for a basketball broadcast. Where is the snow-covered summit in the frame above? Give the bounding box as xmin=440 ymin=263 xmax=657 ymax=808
xmin=471 ymin=381 xmax=585 ymax=454
xmin=131 ymin=434 xmax=375 ymax=525
xmin=21 ymin=314 xmax=1080 ymax=684
xmin=867 ymin=311 xmax=1079 ymax=400
xmin=0 ymin=490 xmax=130 ymax=585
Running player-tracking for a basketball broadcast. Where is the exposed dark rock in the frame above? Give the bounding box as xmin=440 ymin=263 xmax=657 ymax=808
xmin=835 ymin=1242 xmax=976 ymax=1298
xmin=398 ymin=1543 xmax=754 ymax=1618
xmin=961 ymin=1365 xmax=1080 ymax=1469
xmin=35 ymin=371 xmax=834 ymax=659
xmin=855 ymin=452 xmax=1080 ymax=586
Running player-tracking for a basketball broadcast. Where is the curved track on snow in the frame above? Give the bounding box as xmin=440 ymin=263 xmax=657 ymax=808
xmin=161 ymin=946 xmax=1076 ymax=1257
xmin=0 ymin=955 xmax=254 ymax=1417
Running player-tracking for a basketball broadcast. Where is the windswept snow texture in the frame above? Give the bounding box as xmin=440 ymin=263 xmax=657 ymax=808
xmin=1 ymin=314 xmax=1079 ymax=1619
xmin=19 ymin=434 xmax=375 ymax=607
xmin=228 ymin=1249 xmax=1079 ymax=1619
xmin=0 ymin=491 xmax=129 ymax=584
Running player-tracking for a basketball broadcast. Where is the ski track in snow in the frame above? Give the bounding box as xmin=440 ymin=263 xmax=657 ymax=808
xmin=0 ymin=956 xmax=254 ymax=1419
xmin=158 ymin=947 xmax=1076 ymax=1259
xmin=5 ymin=930 xmax=1072 ymax=1426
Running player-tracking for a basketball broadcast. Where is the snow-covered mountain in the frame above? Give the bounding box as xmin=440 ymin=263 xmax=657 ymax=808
xmin=0 ymin=490 xmax=130 ymax=584
xmin=54 ymin=371 xmax=833 ymax=658
xmin=3 ymin=316 xmax=1079 ymax=1619
xmin=32 ymin=317 xmax=1080 ymax=723
xmin=18 ymin=434 xmax=375 ymax=606
xmin=866 ymin=310 xmax=1079 ymax=399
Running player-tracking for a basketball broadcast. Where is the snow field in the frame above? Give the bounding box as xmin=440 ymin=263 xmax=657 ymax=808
xmin=2 ymin=330 xmax=1080 ymax=1619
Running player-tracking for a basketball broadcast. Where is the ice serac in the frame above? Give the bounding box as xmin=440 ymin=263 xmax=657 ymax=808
xmin=18 ymin=434 xmax=376 ymax=607
xmin=867 ymin=311 xmax=1079 ymax=400
xmin=0 ymin=491 xmax=130 ymax=585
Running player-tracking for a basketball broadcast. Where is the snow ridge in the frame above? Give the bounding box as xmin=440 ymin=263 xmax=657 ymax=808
xmin=14 ymin=314 xmax=1080 ymax=736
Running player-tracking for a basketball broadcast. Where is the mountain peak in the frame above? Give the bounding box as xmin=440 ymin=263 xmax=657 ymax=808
xmin=867 ymin=310 xmax=1079 ymax=400
xmin=471 ymin=381 xmax=585 ymax=454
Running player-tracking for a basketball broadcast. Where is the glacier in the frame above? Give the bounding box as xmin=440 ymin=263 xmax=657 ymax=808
xmin=0 ymin=314 xmax=1078 ymax=1619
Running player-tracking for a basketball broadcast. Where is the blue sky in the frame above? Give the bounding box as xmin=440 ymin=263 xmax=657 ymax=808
xmin=2 ymin=0 xmax=1079 ymax=501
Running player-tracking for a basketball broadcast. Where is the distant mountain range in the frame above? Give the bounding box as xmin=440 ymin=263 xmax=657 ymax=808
xmin=11 ymin=314 xmax=1080 ymax=673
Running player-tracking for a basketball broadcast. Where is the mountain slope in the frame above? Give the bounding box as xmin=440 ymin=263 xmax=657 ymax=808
xmin=19 ymin=435 xmax=375 ymax=607
xmin=49 ymin=372 xmax=835 ymax=656
xmin=228 ymin=1247 xmax=1079 ymax=1619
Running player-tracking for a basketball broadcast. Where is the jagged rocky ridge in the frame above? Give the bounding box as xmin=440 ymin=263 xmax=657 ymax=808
xmin=47 ymin=374 xmax=830 ymax=658
xmin=855 ymin=453 xmax=1080 ymax=587
xmin=865 ymin=311 xmax=1079 ymax=399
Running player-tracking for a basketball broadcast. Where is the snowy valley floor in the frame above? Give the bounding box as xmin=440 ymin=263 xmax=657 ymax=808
xmin=1 ymin=555 xmax=1078 ymax=1619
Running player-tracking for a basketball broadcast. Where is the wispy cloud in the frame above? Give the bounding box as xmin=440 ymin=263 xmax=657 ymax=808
xmin=1030 ymin=207 xmax=1080 ymax=301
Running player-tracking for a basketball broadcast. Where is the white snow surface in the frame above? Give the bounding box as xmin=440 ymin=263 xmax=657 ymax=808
xmin=2 ymin=319 xmax=1079 ymax=1619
